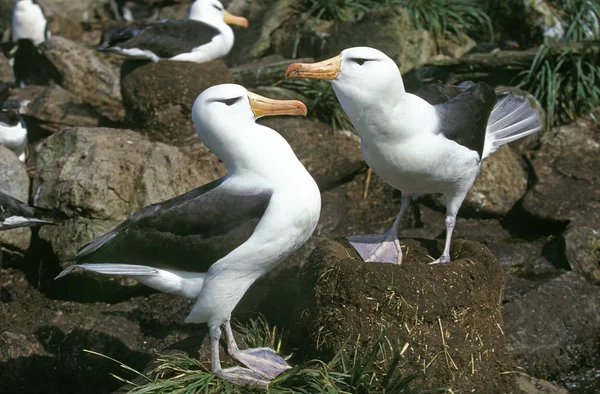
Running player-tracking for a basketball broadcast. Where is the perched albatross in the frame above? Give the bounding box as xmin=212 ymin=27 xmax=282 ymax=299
xmin=0 ymin=191 xmax=55 ymax=230
xmin=98 ymin=0 xmax=248 ymax=63
xmin=286 ymin=47 xmax=541 ymax=264
xmin=55 ymin=84 xmax=321 ymax=386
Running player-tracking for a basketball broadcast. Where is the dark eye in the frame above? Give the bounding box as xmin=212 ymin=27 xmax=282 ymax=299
xmin=213 ymin=4 xmax=223 ymax=11
xmin=222 ymin=97 xmax=241 ymax=106
xmin=353 ymin=58 xmax=367 ymax=65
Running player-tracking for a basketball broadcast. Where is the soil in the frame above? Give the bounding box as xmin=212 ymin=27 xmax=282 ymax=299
xmin=294 ymin=238 xmax=517 ymax=393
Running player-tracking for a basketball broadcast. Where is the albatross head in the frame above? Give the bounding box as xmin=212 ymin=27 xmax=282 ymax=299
xmin=285 ymin=47 xmax=405 ymax=116
xmin=189 ymin=0 xmax=249 ymax=28
xmin=192 ymin=84 xmax=307 ymax=173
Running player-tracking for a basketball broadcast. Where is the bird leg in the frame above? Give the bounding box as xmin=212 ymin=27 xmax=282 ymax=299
xmin=223 ymin=319 xmax=290 ymax=380
xmin=429 ymin=214 xmax=456 ymax=265
xmin=346 ymin=194 xmax=410 ymax=264
xmin=209 ymin=325 xmax=270 ymax=387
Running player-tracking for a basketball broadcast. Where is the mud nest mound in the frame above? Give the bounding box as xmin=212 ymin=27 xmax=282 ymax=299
xmin=294 ymin=238 xmax=516 ymax=393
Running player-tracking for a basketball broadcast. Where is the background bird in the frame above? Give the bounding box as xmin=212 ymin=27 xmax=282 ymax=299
xmin=98 ymin=0 xmax=248 ymax=63
xmin=286 ymin=47 xmax=541 ymax=265
xmin=0 ymin=191 xmax=56 ymax=231
xmin=55 ymin=84 xmax=320 ymax=386
xmin=0 ymin=100 xmax=30 ymax=162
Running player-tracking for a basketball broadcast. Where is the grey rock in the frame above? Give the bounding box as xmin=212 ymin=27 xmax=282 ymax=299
xmin=259 ymin=117 xmax=365 ymax=191
xmin=464 ymin=145 xmax=528 ymax=216
xmin=515 ymin=372 xmax=568 ymax=394
xmin=7 ymin=85 xmax=112 ymax=135
xmin=246 ymin=0 xmax=298 ymax=59
xmin=0 ymin=54 xmax=12 ymax=82
xmin=32 ymin=127 xmax=214 ymax=266
xmin=38 ymin=36 xmax=123 ymax=120
xmin=504 ymin=271 xmax=600 ymax=379
xmin=0 ymin=0 xmax=14 ymax=33
xmin=121 ymin=60 xmax=233 ymax=146
xmin=564 ymin=225 xmax=600 ymax=284
xmin=522 ymin=109 xmax=600 ymax=229
xmin=231 ymin=57 xmax=313 ymax=88
xmin=0 ymin=145 xmax=30 ymax=252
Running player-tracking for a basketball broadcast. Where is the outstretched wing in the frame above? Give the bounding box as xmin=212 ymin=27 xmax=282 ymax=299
xmin=416 ymin=82 xmax=496 ymax=158
xmin=99 ymin=19 xmax=220 ymax=58
xmin=74 ymin=177 xmax=273 ymax=273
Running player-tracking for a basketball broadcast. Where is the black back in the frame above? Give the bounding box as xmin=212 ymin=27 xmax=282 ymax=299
xmin=99 ymin=19 xmax=220 ymax=58
xmin=416 ymin=82 xmax=496 ymax=157
xmin=74 ymin=177 xmax=273 ymax=273
xmin=0 ymin=191 xmax=34 ymax=222
xmin=12 ymin=39 xmax=60 ymax=86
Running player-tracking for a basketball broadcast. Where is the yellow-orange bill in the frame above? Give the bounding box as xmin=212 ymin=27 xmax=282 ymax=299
xmin=285 ymin=54 xmax=342 ymax=80
xmin=247 ymin=91 xmax=308 ymax=118
xmin=223 ymin=10 xmax=249 ymax=28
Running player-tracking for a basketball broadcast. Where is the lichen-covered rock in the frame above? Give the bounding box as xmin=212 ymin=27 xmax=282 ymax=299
xmin=121 ymin=60 xmax=233 ymax=146
xmin=515 ymin=372 xmax=568 ymax=394
xmin=564 ymin=225 xmax=600 ymax=284
xmin=259 ymin=117 xmax=364 ymax=191
xmin=0 ymin=145 xmax=30 ymax=252
xmin=522 ymin=109 xmax=600 ymax=228
xmin=295 ymin=238 xmax=516 ymax=393
xmin=38 ymin=36 xmax=122 ymax=120
xmin=32 ymin=127 xmax=214 ymax=268
xmin=504 ymin=271 xmax=600 ymax=379
xmin=464 ymin=145 xmax=528 ymax=216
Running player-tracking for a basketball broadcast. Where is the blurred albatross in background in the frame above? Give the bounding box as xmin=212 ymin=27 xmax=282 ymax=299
xmin=98 ymin=0 xmax=248 ymax=63
xmin=56 ymin=84 xmax=321 ymax=386
xmin=286 ymin=46 xmax=540 ymax=265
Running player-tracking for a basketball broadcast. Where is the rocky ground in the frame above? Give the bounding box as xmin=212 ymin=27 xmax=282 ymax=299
xmin=1 ymin=0 xmax=599 ymax=393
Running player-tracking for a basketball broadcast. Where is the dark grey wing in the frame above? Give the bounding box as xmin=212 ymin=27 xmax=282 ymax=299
xmin=0 ymin=191 xmax=34 ymax=222
xmin=414 ymin=83 xmax=465 ymax=105
xmin=431 ymin=82 xmax=496 ymax=158
xmin=101 ymin=19 xmax=220 ymax=58
xmin=74 ymin=177 xmax=273 ymax=273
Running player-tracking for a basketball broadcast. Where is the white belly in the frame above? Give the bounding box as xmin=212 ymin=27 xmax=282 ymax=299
xmin=361 ymin=134 xmax=480 ymax=196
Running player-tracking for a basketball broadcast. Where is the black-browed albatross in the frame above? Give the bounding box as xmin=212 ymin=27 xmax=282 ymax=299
xmin=286 ymin=46 xmax=541 ymax=265
xmin=0 ymin=191 xmax=55 ymax=230
xmin=55 ymin=84 xmax=321 ymax=387
xmin=98 ymin=0 xmax=248 ymax=63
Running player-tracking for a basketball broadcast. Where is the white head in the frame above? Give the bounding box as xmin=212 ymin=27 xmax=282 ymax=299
xmin=285 ymin=47 xmax=406 ymax=115
xmin=192 ymin=84 xmax=307 ymax=176
xmin=188 ymin=0 xmax=248 ymax=28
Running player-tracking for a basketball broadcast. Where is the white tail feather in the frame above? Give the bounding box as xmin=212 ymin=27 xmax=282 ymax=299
xmin=55 ymin=264 xmax=159 ymax=279
xmin=482 ymin=94 xmax=542 ymax=159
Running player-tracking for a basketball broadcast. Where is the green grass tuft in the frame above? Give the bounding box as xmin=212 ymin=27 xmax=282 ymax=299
xmin=85 ymin=317 xmax=448 ymax=393
xmin=302 ymin=0 xmax=493 ymax=40
xmin=516 ymin=0 xmax=600 ymax=126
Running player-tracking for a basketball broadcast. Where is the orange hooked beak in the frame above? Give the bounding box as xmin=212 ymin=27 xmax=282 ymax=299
xmin=223 ymin=10 xmax=248 ymax=28
xmin=285 ymin=54 xmax=342 ymax=80
xmin=247 ymin=91 xmax=308 ymax=118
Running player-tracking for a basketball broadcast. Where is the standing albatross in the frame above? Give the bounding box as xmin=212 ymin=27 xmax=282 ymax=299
xmin=56 ymin=84 xmax=321 ymax=386
xmin=286 ymin=47 xmax=540 ymax=264
xmin=98 ymin=0 xmax=248 ymax=63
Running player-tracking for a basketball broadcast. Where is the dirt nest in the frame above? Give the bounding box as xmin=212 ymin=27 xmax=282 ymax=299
xmin=294 ymin=238 xmax=516 ymax=393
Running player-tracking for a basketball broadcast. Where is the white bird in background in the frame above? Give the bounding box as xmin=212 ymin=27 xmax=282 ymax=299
xmin=286 ymin=47 xmax=541 ymax=265
xmin=98 ymin=0 xmax=248 ymax=63
xmin=11 ymin=0 xmax=50 ymax=47
xmin=56 ymin=84 xmax=321 ymax=387
xmin=0 ymin=101 xmax=30 ymax=162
